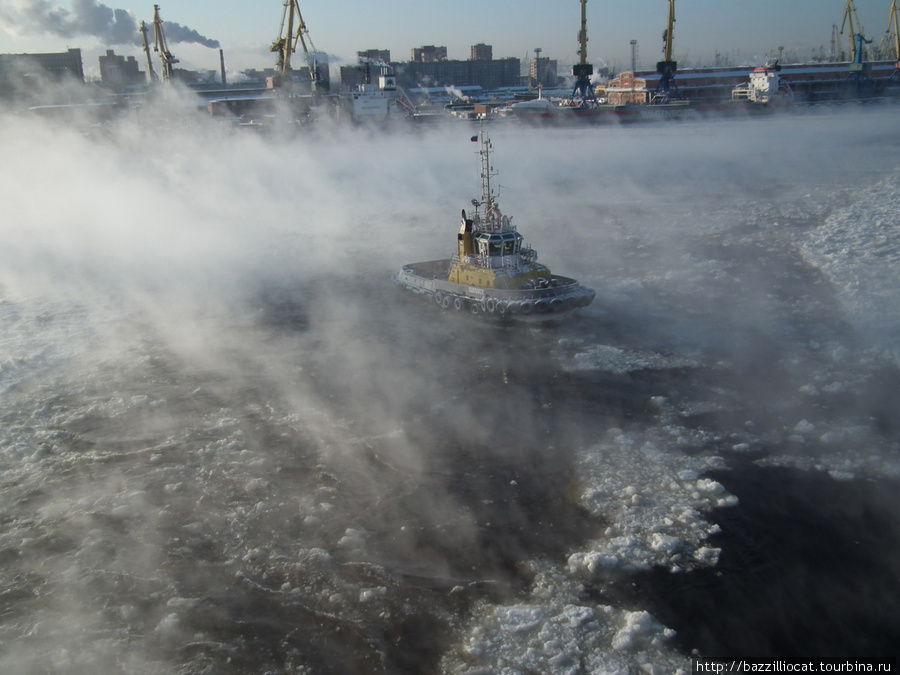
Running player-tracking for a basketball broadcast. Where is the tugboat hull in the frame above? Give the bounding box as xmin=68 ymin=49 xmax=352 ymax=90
xmin=394 ymin=259 xmax=595 ymax=322
xmin=396 ymin=131 xmax=595 ymax=323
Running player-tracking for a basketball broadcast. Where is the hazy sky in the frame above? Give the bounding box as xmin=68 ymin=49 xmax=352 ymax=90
xmin=0 ymin=0 xmax=894 ymax=76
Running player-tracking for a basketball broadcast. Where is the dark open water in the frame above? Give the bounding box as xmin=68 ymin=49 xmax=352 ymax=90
xmin=2 ymin=107 xmax=899 ymax=673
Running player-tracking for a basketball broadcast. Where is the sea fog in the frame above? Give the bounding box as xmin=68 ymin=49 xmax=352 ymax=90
xmin=1 ymin=99 xmax=899 ymax=673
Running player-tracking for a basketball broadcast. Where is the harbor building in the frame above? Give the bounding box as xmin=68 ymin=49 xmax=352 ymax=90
xmin=0 ymin=48 xmax=84 ymax=100
xmin=412 ymin=46 xmax=448 ymax=63
xmin=339 ymin=50 xmax=394 ymax=89
xmin=529 ymin=52 xmax=558 ymax=88
xmin=340 ymin=44 xmax=521 ymax=91
xmin=99 ymin=50 xmax=144 ymax=88
xmin=393 ymin=57 xmax=520 ymax=90
xmin=471 ymin=44 xmax=493 ymax=61
xmin=401 ymin=44 xmax=519 ymax=90
xmin=0 ymin=48 xmax=84 ymax=88
xmin=357 ymin=49 xmax=391 ymax=64
xmin=242 ymin=52 xmax=329 ymax=92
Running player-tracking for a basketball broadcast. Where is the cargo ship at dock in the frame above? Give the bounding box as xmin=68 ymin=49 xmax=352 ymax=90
xmin=505 ymin=58 xmax=899 ymax=125
xmin=507 ymin=0 xmax=899 ymax=125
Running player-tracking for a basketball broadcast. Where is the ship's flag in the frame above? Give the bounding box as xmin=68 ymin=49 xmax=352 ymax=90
xmin=470 ymin=136 xmax=478 ymax=142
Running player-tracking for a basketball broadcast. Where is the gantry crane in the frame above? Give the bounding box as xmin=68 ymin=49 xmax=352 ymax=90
xmin=839 ymin=0 xmax=876 ymax=97
xmin=570 ymin=0 xmax=597 ymax=107
xmin=268 ymin=1 xmax=324 ymax=93
xmin=139 ymin=20 xmax=157 ymax=82
xmin=152 ymin=5 xmax=179 ymax=83
xmin=653 ymin=0 xmax=682 ymax=103
xmin=882 ymin=0 xmax=900 ymax=64
xmin=840 ymin=0 xmax=868 ymax=64
xmin=881 ymin=0 xmax=900 ymax=86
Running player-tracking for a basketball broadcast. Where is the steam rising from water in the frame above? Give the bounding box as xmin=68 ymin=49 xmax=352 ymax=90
xmin=1 ymin=99 xmax=900 ymax=672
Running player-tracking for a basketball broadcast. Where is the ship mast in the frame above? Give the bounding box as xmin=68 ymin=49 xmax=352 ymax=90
xmin=477 ymin=130 xmax=502 ymax=231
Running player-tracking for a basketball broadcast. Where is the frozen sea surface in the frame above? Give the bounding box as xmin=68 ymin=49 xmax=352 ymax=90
xmin=1 ymin=105 xmax=899 ymax=673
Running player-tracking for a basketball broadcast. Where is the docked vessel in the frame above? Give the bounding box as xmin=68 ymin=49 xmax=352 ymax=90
xmin=730 ymin=60 xmax=793 ymax=106
xmin=393 ymin=132 xmax=595 ymax=322
xmin=508 ymin=76 xmax=696 ymax=125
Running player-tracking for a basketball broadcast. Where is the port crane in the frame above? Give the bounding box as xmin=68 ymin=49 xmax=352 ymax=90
xmin=570 ymin=0 xmax=598 ymax=107
xmin=653 ymin=0 xmax=682 ymax=103
xmin=151 ymin=5 xmax=179 ymax=83
xmin=840 ymin=0 xmax=868 ymax=63
xmin=839 ymin=0 xmax=876 ymax=96
xmin=139 ymin=20 xmax=157 ymax=82
xmin=881 ymin=0 xmax=900 ymax=65
xmin=268 ymin=0 xmax=323 ymax=93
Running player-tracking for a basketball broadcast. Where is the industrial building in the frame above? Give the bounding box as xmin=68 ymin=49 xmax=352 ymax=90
xmin=394 ymin=57 xmax=521 ymax=90
xmin=357 ymin=49 xmax=392 ymax=64
xmin=411 ymin=46 xmax=448 ymax=63
xmin=0 ymin=48 xmax=84 ymax=98
xmin=99 ymin=50 xmax=145 ymax=88
xmin=529 ymin=51 xmax=558 ymax=88
xmin=340 ymin=44 xmax=522 ymax=91
xmin=470 ymin=44 xmax=493 ymax=61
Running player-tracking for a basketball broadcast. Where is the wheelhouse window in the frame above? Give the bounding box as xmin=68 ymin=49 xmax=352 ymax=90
xmin=478 ymin=232 xmax=520 ymax=257
xmin=502 ymin=232 xmax=521 ymax=255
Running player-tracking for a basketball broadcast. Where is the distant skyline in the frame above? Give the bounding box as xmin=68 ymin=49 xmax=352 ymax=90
xmin=0 ymin=1 xmax=896 ymax=78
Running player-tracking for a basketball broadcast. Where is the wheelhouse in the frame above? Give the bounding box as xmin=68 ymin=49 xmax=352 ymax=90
xmin=475 ymin=231 xmax=523 ymax=258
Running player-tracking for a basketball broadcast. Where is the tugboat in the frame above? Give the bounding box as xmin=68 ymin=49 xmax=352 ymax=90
xmin=393 ymin=131 xmax=595 ymax=321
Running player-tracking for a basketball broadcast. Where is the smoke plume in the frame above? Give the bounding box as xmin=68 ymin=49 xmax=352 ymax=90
xmin=156 ymin=18 xmax=220 ymax=49
xmin=0 ymin=0 xmax=219 ymax=48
